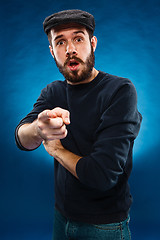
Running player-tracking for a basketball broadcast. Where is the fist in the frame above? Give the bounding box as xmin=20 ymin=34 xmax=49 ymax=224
xmin=37 ymin=107 xmax=70 ymax=141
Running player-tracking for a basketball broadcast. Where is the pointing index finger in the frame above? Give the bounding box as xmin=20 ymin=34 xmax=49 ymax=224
xmin=38 ymin=110 xmax=51 ymax=121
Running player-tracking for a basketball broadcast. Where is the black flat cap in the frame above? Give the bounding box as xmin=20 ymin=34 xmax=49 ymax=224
xmin=43 ymin=9 xmax=95 ymax=35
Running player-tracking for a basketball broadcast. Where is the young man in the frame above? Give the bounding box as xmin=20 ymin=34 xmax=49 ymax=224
xmin=15 ymin=9 xmax=142 ymax=240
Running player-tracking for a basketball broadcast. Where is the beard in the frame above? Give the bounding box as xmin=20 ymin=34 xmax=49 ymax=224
xmin=54 ymin=47 xmax=95 ymax=84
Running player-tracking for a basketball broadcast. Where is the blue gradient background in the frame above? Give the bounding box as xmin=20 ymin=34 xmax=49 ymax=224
xmin=1 ymin=0 xmax=160 ymax=239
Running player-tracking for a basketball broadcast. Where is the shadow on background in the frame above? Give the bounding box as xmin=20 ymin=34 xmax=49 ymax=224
xmin=1 ymin=0 xmax=160 ymax=239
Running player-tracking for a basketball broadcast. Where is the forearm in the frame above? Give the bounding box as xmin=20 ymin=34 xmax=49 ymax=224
xmin=43 ymin=140 xmax=82 ymax=178
xmin=56 ymin=148 xmax=81 ymax=178
xmin=17 ymin=120 xmax=43 ymax=150
xmin=17 ymin=108 xmax=70 ymax=151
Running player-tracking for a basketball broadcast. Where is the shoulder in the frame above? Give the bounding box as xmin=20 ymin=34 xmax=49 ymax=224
xmin=99 ymin=71 xmax=134 ymax=88
xmin=40 ymin=80 xmax=67 ymax=97
xmin=96 ymin=72 xmax=137 ymax=109
xmin=45 ymin=80 xmax=66 ymax=91
xmin=97 ymin=71 xmax=137 ymax=100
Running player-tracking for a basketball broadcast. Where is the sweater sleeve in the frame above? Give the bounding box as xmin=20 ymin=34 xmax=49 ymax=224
xmin=76 ymin=83 xmax=142 ymax=191
xmin=15 ymin=85 xmax=54 ymax=150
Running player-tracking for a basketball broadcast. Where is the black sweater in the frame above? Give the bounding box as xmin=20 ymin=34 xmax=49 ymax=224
xmin=15 ymin=71 xmax=142 ymax=224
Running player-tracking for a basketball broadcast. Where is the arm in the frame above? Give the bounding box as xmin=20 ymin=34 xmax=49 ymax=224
xmin=17 ymin=108 xmax=70 ymax=150
xmin=43 ymin=139 xmax=82 ymax=178
xmin=43 ymin=84 xmax=142 ymax=191
xmin=17 ymin=120 xmax=42 ymax=150
xmin=75 ymin=84 xmax=142 ymax=191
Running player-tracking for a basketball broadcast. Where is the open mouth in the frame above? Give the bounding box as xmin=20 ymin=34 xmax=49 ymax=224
xmin=67 ymin=60 xmax=80 ymax=71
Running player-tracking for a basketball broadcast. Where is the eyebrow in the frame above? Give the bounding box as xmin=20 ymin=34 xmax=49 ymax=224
xmin=73 ymin=30 xmax=85 ymax=35
xmin=54 ymin=30 xmax=85 ymax=42
xmin=54 ymin=34 xmax=64 ymax=42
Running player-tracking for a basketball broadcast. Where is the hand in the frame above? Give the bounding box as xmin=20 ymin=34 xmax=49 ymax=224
xmin=37 ymin=107 xmax=70 ymax=141
xmin=43 ymin=139 xmax=80 ymax=179
xmin=43 ymin=139 xmax=63 ymax=158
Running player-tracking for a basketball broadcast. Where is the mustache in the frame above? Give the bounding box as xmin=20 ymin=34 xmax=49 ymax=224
xmin=64 ymin=56 xmax=84 ymax=66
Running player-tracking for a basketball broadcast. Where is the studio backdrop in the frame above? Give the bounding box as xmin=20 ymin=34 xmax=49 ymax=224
xmin=1 ymin=0 xmax=160 ymax=239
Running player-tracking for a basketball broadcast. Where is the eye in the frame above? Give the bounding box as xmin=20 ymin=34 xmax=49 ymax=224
xmin=75 ymin=37 xmax=83 ymax=43
xmin=57 ymin=40 xmax=65 ymax=46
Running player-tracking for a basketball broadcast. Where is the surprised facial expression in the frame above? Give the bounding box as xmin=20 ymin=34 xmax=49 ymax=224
xmin=50 ymin=24 xmax=97 ymax=84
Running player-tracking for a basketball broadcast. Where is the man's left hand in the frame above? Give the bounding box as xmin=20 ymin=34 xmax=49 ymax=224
xmin=43 ymin=139 xmax=63 ymax=158
xmin=43 ymin=139 xmax=81 ymax=179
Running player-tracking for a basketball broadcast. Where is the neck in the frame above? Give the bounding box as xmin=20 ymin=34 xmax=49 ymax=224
xmin=67 ymin=68 xmax=99 ymax=85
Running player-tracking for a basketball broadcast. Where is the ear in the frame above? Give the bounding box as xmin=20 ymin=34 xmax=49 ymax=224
xmin=49 ymin=45 xmax=55 ymax=58
xmin=91 ymin=36 xmax=97 ymax=52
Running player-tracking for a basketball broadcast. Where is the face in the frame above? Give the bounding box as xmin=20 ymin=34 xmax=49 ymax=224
xmin=49 ymin=24 xmax=97 ymax=84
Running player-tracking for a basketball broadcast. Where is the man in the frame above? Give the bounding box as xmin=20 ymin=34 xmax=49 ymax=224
xmin=15 ymin=9 xmax=142 ymax=240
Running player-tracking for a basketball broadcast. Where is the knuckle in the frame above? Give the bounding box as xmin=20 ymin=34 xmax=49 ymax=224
xmin=56 ymin=118 xmax=63 ymax=127
xmin=61 ymin=129 xmax=68 ymax=138
xmin=55 ymin=107 xmax=61 ymax=110
xmin=54 ymin=107 xmax=61 ymax=112
xmin=38 ymin=113 xmax=42 ymax=120
xmin=61 ymin=126 xmax=67 ymax=134
xmin=47 ymin=136 xmax=53 ymax=140
xmin=37 ymin=122 xmax=43 ymax=130
xmin=62 ymin=129 xmax=66 ymax=135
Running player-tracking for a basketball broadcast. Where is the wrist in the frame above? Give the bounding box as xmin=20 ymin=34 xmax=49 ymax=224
xmin=32 ymin=119 xmax=44 ymax=143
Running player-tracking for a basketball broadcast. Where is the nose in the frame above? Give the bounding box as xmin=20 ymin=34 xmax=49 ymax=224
xmin=66 ymin=41 xmax=77 ymax=57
